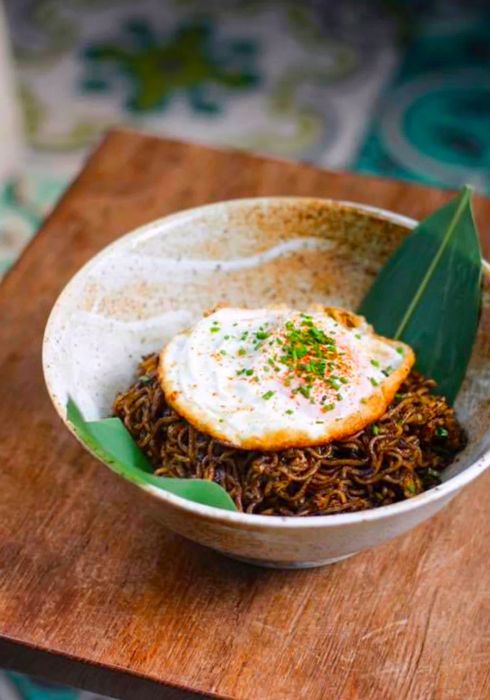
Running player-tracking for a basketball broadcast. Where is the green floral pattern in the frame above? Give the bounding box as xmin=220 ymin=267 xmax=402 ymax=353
xmin=82 ymin=18 xmax=259 ymax=113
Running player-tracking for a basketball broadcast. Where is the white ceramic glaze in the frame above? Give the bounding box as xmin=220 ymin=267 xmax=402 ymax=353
xmin=43 ymin=198 xmax=490 ymax=568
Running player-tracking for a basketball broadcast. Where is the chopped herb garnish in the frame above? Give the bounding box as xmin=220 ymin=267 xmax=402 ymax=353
xmin=436 ymin=427 xmax=448 ymax=438
xmin=396 ymin=346 xmax=404 ymax=355
xmin=370 ymin=359 xmax=380 ymax=368
xmin=262 ymin=390 xmax=275 ymax=400
xmin=322 ymin=403 xmax=335 ymax=412
xmin=285 ymin=409 xmax=294 ymax=415
xmin=245 ymin=369 xmax=254 ymax=376
xmin=238 ymin=348 xmax=247 ymax=356
xmin=372 ymin=424 xmax=380 ymax=435
xmin=370 ymin=377 xmax=379 ymax=387
xmin=406 ymin=481 xmax=417 ymax=495
xmin=210 ymin=327 xmax=220 ymax=333
xmin=308 ymin=327 xmax=332 ymax=345
xmin=240 ymin=315 xmax=352 ymax=407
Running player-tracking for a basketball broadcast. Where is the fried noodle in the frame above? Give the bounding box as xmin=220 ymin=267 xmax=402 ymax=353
xmin=113 ymin=354 xmax=467 ymax=516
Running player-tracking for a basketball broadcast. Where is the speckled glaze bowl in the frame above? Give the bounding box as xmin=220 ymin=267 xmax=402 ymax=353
xmin=43 ymin=198 xmax=490 ymax=568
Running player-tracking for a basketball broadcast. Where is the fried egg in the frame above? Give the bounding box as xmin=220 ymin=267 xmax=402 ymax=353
xmin=159 ymin=306 xmax=415 ymax=450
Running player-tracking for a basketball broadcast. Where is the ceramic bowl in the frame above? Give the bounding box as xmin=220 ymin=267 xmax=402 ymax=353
xmin=43 ymin=198 xmax=490 ymax=568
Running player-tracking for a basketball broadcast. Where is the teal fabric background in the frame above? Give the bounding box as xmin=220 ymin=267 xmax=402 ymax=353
xmin=356 ymin=13 xmax=490 ymax=190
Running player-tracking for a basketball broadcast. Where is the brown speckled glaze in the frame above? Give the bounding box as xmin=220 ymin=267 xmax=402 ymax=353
xmin=43 ymin=198 xmax=490 ymax=568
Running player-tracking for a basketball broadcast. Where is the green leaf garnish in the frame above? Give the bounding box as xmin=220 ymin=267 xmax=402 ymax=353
xmin=359 ymin=187 xmax=482 ymax=403
xmin=66 ymin=398 xmax=237 ymax=511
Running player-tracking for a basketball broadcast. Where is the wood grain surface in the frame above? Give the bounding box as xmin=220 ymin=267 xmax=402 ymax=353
xmin=0 ymin=130 xmax=489 ymax=700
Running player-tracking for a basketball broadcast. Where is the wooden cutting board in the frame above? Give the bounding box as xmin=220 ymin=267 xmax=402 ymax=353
xmin=1 ymin=130 xmax=489 ymax=700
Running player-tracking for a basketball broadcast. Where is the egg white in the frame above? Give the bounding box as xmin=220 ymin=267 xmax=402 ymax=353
xmin=159 ymin=306 xmax=415 ymax=450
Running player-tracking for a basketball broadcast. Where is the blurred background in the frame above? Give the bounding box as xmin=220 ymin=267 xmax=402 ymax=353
xmin=0 ymin=0 xmax=489 ymax=697
xmin=1 ymin=0 xmax=490 ymax=283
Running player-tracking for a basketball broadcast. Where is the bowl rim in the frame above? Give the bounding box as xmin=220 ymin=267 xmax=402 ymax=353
xmin=43 ymin=196 xmax=490 ymax=529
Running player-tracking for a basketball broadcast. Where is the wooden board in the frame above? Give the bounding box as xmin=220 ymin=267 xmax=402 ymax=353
xmin=0 ymin=130 xmax=489 ymax=700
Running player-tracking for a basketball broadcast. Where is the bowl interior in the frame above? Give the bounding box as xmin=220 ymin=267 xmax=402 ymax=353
xmin=43 ymin=198 xmax=490 ymax=487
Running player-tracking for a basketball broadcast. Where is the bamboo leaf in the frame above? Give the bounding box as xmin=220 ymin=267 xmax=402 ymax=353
xmin=358 ymin=186 xmax=482 ymax=403
xmin=66 ymin=398 xmax=237 ymax=512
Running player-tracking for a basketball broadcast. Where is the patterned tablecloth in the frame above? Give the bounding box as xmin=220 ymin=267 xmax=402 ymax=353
xmin=0 ymin=1 xmax=489 ymax=698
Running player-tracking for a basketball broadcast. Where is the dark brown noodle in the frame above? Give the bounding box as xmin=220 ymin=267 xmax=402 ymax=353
xmin=113 ymin=354 xmax=467 ymax=516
